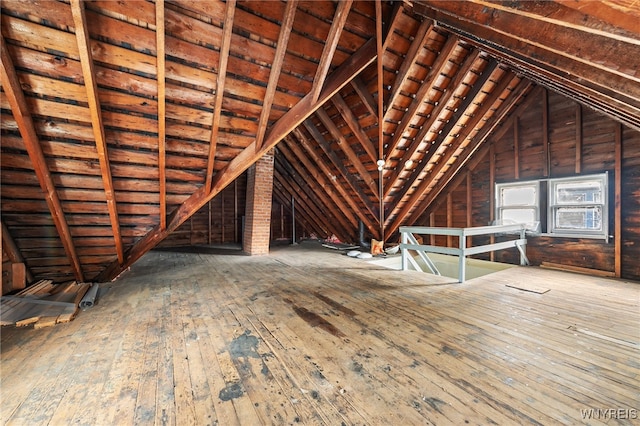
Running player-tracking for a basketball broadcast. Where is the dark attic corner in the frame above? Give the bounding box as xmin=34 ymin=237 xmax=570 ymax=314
xmin=1 ymin=1 xmax=639 ymax=424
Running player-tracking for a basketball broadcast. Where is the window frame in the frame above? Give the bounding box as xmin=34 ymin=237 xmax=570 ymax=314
xmin=547 ymin=173 xmax=608 ymax=239
xmin=495 ymin=180 xmax=541 ymax=232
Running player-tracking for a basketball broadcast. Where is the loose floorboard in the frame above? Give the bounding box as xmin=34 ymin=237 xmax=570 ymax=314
xmin=1 ymin=241 xmax=639 ymax=425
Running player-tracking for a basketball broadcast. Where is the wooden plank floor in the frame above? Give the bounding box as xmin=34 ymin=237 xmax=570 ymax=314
xmin=2 ymin=241 xmax=639 ymax=425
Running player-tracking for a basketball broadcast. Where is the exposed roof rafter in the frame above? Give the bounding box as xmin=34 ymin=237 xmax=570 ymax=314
xmin=274 ymin=154 xmax=352 ymax=240
xmin=255 ymin=0 xmax=297 ymax=152
xmin=71 ymin=0 xmax=124 ymax=265
xmin=303 ymin=118 xmax=379 ymax=229
xmin=315 ymin=109 xmax=379 ymax=200
xmin=384 ymin=49 xmax=481 ymax=196
xmin=156 ymin=0 xmax=167 ymax=229
xmin=385 ymin=18 xmax=433 ymax=118
xmin=406 ymin=78 xmax=534 ymax=226
xmin=384 ymin=35 xmax=460 ymax=157
xmin=331 ymin=94 xmax=377 ymax=164
xmin=96 ymin=36 xmax=377 ymax=282
xmin=351 ymin=76 xmax=378 ymax=118
xmin=0 ymin=35 xmax=85 ymax=282
xmin=310 ymin=0 xmax=353 ymax=103
xmin=205 ymin=0 xmax=236 ymax=190
xmin=290 ymin=129 xmax=371 ymax=232
xmin=412 ymin=0 xmax=640 ymax=131
xmin=280 ymin=137 xmax=358 ymax=232
xmin=387 ymin=65 xmax=514 ymax=236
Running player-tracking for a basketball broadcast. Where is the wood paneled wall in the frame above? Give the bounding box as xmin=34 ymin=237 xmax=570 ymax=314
xmin=270 ymin=198 xmax=315 ymax=245
xmin=415 ymin=87 xmax=640 ymax=281
xmin=159 ymin=174 xmax=248 ymax=248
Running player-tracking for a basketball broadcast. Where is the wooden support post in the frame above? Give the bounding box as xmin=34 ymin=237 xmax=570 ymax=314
xmin=447 ymin=193 xmax=453 ymax=248
xmin=208 ymin=200 xmax=212 ymax=245
xmin=542 ymin=89 xmax=549 ymax=177
xmin=221 ymin=193 xmax=225 ymax=244
xmin=12 ymin=263 xmax=26 ymax=291
xmin=466 ymin=171 xmax=473 ymax=249
xmin=1 ymin=222 xmax=34 ymax=284
xmin=614 ymin=123 xmax=622 ymax=277
xmin=489 ymin=143 xmax=496 ymax=262
xmin=156 ymin=0 xmax=167 ymax=229
xmin=514 ymin=116 xmax=520 ymax=180
xmin=429 ymin=212 xmax=436 ymax=246
xmin=280 ymin=204 xmax=285 ymax=239
xmin=575 ymin=103 xmax=583 ymax=174
xmin=234 ymin=180 xmax=239 ymax=243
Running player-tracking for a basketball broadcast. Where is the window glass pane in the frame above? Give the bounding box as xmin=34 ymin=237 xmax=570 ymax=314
xmin=501 ymin=186 xmax=536 ymax=206
xmin=555 ymin=207 xmax=602 ymax=231
xmin=502 ymin=209 xmax=536 ymax=224
xmin=556 ymin=180 xmax=602 ymax=204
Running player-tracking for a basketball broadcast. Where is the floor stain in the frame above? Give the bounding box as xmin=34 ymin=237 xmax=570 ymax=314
xmin=283 ymin=298 xmax=345 ymax=338
xmin=312 ymin=292 xmax=356 ymax=317
xmin=441 ymin=344 xmax=461 ymax=358
xmin=293 ymin=306 xmax=346 ymax=338
xmin=422 ymin=396 xmax=446 ymax=413
xmin=230 ymin=330 xmax=260 ymax=360
xmin=219 ymin=382 xmax=244 ymax=401
xmin=229 ymin=330 xmax=271 ymax=378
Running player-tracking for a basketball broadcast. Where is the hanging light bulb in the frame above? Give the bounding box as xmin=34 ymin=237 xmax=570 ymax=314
xmin=377 ymin=159 xmax=385 ymax=171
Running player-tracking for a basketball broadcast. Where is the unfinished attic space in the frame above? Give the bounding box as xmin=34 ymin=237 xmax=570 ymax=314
xmin=1 ymin=0 xmax=639 ymax=424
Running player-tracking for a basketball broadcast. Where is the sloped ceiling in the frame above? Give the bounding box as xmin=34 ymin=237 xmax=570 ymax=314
xmin=1 ymin=0 xmax=638 ymax=284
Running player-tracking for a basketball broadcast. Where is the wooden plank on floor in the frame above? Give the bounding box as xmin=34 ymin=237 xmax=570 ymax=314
xmin=505 ymin=282 xmax=550 ymax=293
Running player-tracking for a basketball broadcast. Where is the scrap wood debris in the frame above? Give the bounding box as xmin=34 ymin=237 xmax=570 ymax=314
xmin=1 ymin=280 xmax=91 ymax=328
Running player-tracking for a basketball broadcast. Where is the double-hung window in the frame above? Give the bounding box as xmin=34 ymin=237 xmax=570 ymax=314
xmin=548 ymin=173 xmax=608 ymax=238
xmin=495 ymin=180 xmax=540 ymax=232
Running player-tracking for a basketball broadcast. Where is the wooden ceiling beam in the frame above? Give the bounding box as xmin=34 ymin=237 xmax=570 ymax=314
xmin=315 ymin=109 xmax=379 ymax=200
xmin=351 ymin=76 xmax=378 ymax=119
xmin=376 ymin=0 xmax=386 ymax=240
xmin=412 ymin=1 xmax=640 ymax=130
xmin=255 ymin=0 xmax=297 ymax=152
xmin=310 ymin=0 xmax=353 ymax=103
xmin=554 ymin=0 xmax=640 ymax=35
xmin=95 ymin=37 xmax=377 ymax=282
xmin=405 ymin=78 xmax=534 ymax=227
xmin=156 ymin=0 xmax=167 ymax=229
xmin=382 ymin=0 xmax=406 ymax=52
xmin=331 ymin=94 xmax=377 ymax=164
xmin=71 ymin=0 xmax=124 ymax=265
xmin=386 ymin=69 xmax=520 ymax=237
xmin=385 ymin=19 xmax=433 ymax=120
xmin=279 ymin=141 xmax=358 ymax=231
xmin=1 ymin=221 xmax=35 ymax=283
xmin=384 ymin=49 xmax=481 ymax=197
xmin=0 ymin=35 xmax=84 ymax=282
xmin=205 ymin=0 xmax=236 ymax=190
xmin=384 ymin=35 xmax=459 ymax=158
